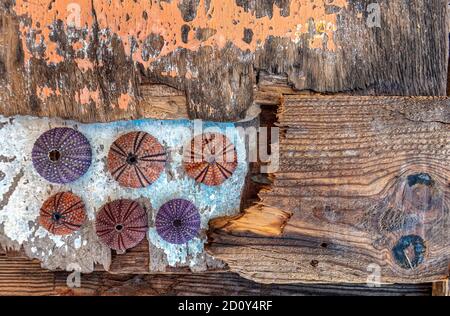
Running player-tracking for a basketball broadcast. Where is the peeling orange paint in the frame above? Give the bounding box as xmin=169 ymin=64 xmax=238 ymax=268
xmin=117 ymin=93 xmax=133 ymax=110
xmin=309 ymin=35 xmax=325 ymax=49
xmin=36 ymin=86 xmax=61 ymax=102
xmin=15 ymin=0 xmax=93 ymax=65
xmin=14 ymin=0 xmax=347 ymax=68
xmin=161 ymin=70 xmax=179 ymax=78
xmin=75 ymin=58 xmax=95 ymax=72
xmin=72 ymin=41 xmax=84 ymax=51
xmin=75 ymin=87 xmax=100 ymax=106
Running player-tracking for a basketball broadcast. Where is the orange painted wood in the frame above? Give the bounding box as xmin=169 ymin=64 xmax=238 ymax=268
xmin=0 ymin=1 xmax=447 ymax=122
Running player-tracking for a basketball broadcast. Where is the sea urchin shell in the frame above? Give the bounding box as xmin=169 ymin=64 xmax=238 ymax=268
xmin=95 ymin=199 xmax=148 ymax=252
xmin=107 ymin=131 xmax=166 ymax=188
xmin=183 ymin=133 xmax=237 ymax=186
xmin=155 ymin=199 xmax=201 ymax=244
xmin=32 ymin=127 xmax=92 ymax=184
xmin=39 ymin=192 xmax=86 ymax=235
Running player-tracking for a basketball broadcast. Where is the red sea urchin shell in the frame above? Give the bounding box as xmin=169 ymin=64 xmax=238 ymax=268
xmin=39 ymin=192 xmax=86 ymax=235
xmin=183 ymin=133 xmax=238 ymax=186
xmin=95 ymin=199 xmax=148 ymax=252
xmin=107 ymin=131 xmax=166 ymax=188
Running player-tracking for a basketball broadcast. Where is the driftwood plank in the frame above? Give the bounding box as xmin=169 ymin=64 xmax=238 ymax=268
xmin=0 ymin=251 xmax=433 ymax=296
xmin=432 ymin=280 xmax=449 ymax=296
xmin=208 ymin=96 xmax=450 ymax=284
xmin=107 ymin=240 xmax=150 ymax=275
xmin=432 ymin=279 xmax=450 ymax=296
xmin=0 ymin=252 xmax=55 ymax=296
xmin=54 ymin=272 xmax=432 ymax=296
xmin=0 ymin=1 xmax=447 ymax=122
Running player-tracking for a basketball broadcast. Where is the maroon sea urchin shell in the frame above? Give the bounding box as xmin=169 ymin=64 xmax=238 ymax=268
xmin=95 ymin=199 xmax=148 ymax=252
xmin=155 ymin=199 xmax=201 ymax=244
xmin=39 ymin=192 xmax=86 ymax=236
xmin=183 ymin=133 xmax=237 ymax=186
xmin=32 ymin=127 xmax=92 ymax=184
xmin=107 ymin=131 xmax=166 ymax=188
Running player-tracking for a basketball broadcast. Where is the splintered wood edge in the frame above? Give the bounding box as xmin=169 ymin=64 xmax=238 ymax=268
xmin=208 ymin=204 xmax=293 ymax=237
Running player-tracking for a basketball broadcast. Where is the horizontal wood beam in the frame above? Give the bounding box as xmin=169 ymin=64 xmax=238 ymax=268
xmin=0 ymin=252 xmax=433 ymax=296
xmin=0 ymin=1 xmax=447 ymax=122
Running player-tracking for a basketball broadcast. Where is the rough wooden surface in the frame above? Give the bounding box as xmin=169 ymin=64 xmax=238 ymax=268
xmin=208 ymin=96 xmax=450 ymax=284
xmin=432 ymin=280 xmax=449 ymax=296
xmin=0 ymin=1 xmax=448 ymax=122
xmin=210 ymin=204 xmax=292 ymax=237
xmin=0 ymin=250 xmax=433 ymax=296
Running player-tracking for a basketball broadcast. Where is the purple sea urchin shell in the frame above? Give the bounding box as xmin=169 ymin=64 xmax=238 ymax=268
xmin=32 ymin=127 xmax=92 ymax=184
xmin=95 ymin=199 xmax=148 ymax=252
xmin=155 ymin=199 xmax=201 ymax=244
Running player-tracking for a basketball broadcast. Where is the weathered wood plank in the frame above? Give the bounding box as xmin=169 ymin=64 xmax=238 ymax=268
xmin=107 ymin=239 xmax=150 ymax=274
xmin=432 ymin=280 xmax=449 ymax=296
xmin=208 ymin=96 xmax=450 ymax=284
xmin=0 ymin=1 xmax=447 ymax=122
xmin=54 ymin=272 xmax=433 ymax=296
xmin=0 ymin=252 xmax=433 ymax=296
xmin=0 ymin=253 xmax=55 ymax=296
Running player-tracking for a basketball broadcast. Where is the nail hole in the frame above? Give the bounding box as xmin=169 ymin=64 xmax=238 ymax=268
xmin=310 ymin=260 xmax=319 ymax=268
xmin=320 ymin=242 xmax=328 ymax=248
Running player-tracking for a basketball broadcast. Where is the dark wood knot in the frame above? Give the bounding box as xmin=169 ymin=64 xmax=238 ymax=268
xmin=392 ymin=235 xmax=426 ymax=269
xmin=404 ymin=173 xmax=436 ymax=212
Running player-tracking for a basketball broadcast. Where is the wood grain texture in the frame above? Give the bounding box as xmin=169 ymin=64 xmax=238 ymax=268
xmin=0 ymin=253 xmax=55 ymax=296
xmin=210 ymin=204 xmax=292 ymax=237
xmin=107 ymin=239 xmax=150 ymax=274
xmin=208 ymin=96 xmax=450 ymax=284
xmin=0 ymin=251 xmax=433 ymax=296
xmin=432 ymin=280 xmax=449 ymax=296
xmin=0 ymin=1 xmax=448 ymax=122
